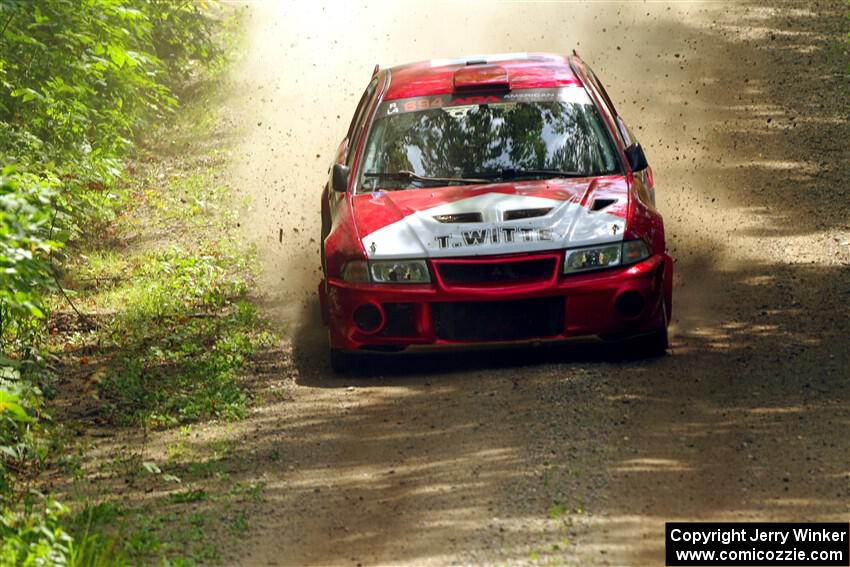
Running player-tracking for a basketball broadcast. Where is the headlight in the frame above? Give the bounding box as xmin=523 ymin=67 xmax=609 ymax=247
xmin=622 ymin=239 xmax=650 ymax=264
xmin=370 ymin=260 xmax=430 ymax=283
xmin=564 ymin=244 xmax=622 ymax=273
xmin=563 ymin=240 xmax=651 ymax=274
xmin=341 ymin=260 xmax=369 ymax=282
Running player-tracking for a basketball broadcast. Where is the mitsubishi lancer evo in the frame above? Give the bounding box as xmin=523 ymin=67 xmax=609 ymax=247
xmin=318 ymin=52 xmax=673 ymax=371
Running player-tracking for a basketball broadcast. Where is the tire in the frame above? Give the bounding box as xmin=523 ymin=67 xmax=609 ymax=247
xmin=641 ymin=320 xmax=669 ymax=357
xmin=637 ymin=300 xmax=669 ymax=357
xmin=329 ymin=348 xmax=356 ymax=374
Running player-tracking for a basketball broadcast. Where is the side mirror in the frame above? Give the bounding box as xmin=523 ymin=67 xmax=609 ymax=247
xmin=625 ymin=143 xmax=648 ymax=172
xmin=332 ymin=163 xmax=350 ymax=193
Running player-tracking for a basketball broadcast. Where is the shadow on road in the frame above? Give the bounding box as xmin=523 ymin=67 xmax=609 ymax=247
xmin=289 ymin=298 xmax=667 ymax=387
xmin=221 ymin=2 xmax=850 ymax=565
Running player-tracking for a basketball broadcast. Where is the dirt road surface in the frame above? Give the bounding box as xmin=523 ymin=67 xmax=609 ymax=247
xmin=222 ymin=1 xmax=850 ymax=565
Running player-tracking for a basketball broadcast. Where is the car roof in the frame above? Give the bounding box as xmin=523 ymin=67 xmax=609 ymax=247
xmin=384 ymin=52 xmax=582 ymax=101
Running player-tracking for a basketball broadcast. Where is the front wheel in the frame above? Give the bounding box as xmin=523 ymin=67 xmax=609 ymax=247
xmin=329 ymin=348 xmax=356 ymax=374
xmin=636 ymin=301 xmax=669 ymax=357
xmin=640 ymin=321 xmax=669 ymax=357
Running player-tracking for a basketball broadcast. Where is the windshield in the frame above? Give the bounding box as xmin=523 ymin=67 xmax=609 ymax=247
xmin=358 ymin=89 xmax=621 ymax=192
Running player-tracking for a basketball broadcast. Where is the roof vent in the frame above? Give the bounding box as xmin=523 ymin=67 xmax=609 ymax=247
xmin=452 ymin=65 xmax=510 ymax=92
xmin=433 ymin=212 xmax=483 ymax=223
xmin=503 ymin=207 xmax=552 ymax=221
xmin=590 ymin=199 xmax=616 ymax=212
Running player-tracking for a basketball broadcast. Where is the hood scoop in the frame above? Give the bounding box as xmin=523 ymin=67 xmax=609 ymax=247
xmin=503 ymin=207 xmax=552 ymax=221
xmin=590 ymin=198 xmax=616 ymax=212
xmin=433 ymin=212 xmax=483 ymax=223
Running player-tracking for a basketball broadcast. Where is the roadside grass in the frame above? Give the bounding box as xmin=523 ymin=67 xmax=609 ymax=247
xmin=47 ymin=156 xmax=274 ymax=565
xmin=0 ymin=5 xmax=260 ymax=565
xmin=38 ymin=34 xmax=277 ymax=565
xmin=61 ymin=463 xmax=266 ymax=567
xmin=52 ymin=141 xmax=274 ymax=431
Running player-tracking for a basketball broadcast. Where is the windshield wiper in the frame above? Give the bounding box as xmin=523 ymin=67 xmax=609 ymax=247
xmin=463 ymin=168 xmax=586 ymax=180
xmin=364 ymin=170 xmax=490 ymax=188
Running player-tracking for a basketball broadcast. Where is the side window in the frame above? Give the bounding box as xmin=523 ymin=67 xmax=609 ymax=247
xmin=583 ymin=65 xmax=625 ymax=148
xmin=586 ymin=66 xmax=618 ymax=117
xmin=345 ymin=78 xmax=378 ymax=167
xmin=616 ymin=117 xmax=633 ymax=148
xmin=587 ymin=66 xmax=640 ymax=148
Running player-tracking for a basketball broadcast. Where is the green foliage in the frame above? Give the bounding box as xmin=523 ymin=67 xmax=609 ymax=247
xmin=0 ymin=173 xmax=58 ymax=498
xmin=66 ymin=503 xmax=128 ymax=567
xmin=0 ymin=382 xmax=41 ymax=495
xmin=547 ymin=502 xmax=567 ymax=520
xmin=146 ymin=1 xmax=219 ymax=81
xmin=167 ymin=489 xmax=206 ymax=504
xmin=0 ymin=0 xmax=222 ymax=564
xmin=0 ymin=1 xmax=217 ymax=228
xmin=0 ymin=496 xmax=72 ymax=566
xmin=95 ymin=248 xmax=271 ymax=428
xmin=0 ymin=172 xmax=62 ymax=349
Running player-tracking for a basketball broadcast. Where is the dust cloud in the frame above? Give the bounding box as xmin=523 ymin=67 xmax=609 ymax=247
xmin=220 ymin=2 xmax=850 ymax=565
xmin=226 ymin=0 xmax=710 ymax=335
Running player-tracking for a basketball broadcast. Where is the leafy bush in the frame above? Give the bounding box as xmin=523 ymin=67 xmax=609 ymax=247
xmin=0 ymin=496 xmax=72 ymax=566
xmin=0 ymin=0 xmax=221 ymax=564
xmin=0 ymin=0 xmax=216 ymax=230
xmin=0 ymin=172 xmax=62 ymax=351
xmin=0 ymin=172 xmax=57 ymax=497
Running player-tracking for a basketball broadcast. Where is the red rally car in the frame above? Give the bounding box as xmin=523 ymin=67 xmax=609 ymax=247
xmin=319 ymin=52 xmax=673 ymax=371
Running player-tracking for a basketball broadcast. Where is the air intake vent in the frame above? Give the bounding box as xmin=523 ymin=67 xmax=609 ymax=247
xmin=433 ymin=212 xmax=483 ymax=223
xmin=503 ymin=207 xmax=552 ymax=221
xmin=432 ymin=297 xmax=565 ymax=341
xmin=437 ymin=258 xmax=556 ymax=286
xmin=591 ymin=199 xmax=616 ymax=212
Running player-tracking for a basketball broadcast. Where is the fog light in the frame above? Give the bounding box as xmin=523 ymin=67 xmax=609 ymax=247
xmin=614 ymin=290 xmax=645 ymax=319
xmin=353 ymin=304 xmax=383 ymax=333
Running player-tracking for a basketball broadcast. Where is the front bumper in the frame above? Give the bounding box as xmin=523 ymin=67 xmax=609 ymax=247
xmin=320 ymin=253 xmax=673 ymax=351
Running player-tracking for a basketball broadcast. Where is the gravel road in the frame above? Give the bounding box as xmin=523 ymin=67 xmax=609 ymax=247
xmin=223 ymin=2 xmax=850 ymax=565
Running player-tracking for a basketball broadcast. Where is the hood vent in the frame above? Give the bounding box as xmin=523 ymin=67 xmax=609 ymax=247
xmin=433 ymin=212 xmax=483 ymax=223
xmin=503 ymin=207 xmax=552 ymax=221
xmin=591 ymin=198 xmax=616 ymax=212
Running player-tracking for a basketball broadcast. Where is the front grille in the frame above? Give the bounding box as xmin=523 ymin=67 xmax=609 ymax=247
xmin=379 ymin=303 xmax=417 ymax=337
xmin=432 ymin=297 xmax=564 ymax=341
xmin=437 ymin=257 xmax=556 ymax=286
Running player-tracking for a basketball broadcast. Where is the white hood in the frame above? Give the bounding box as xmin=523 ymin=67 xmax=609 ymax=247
xmin=360 ymin=190 xmax=626 ymax=260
